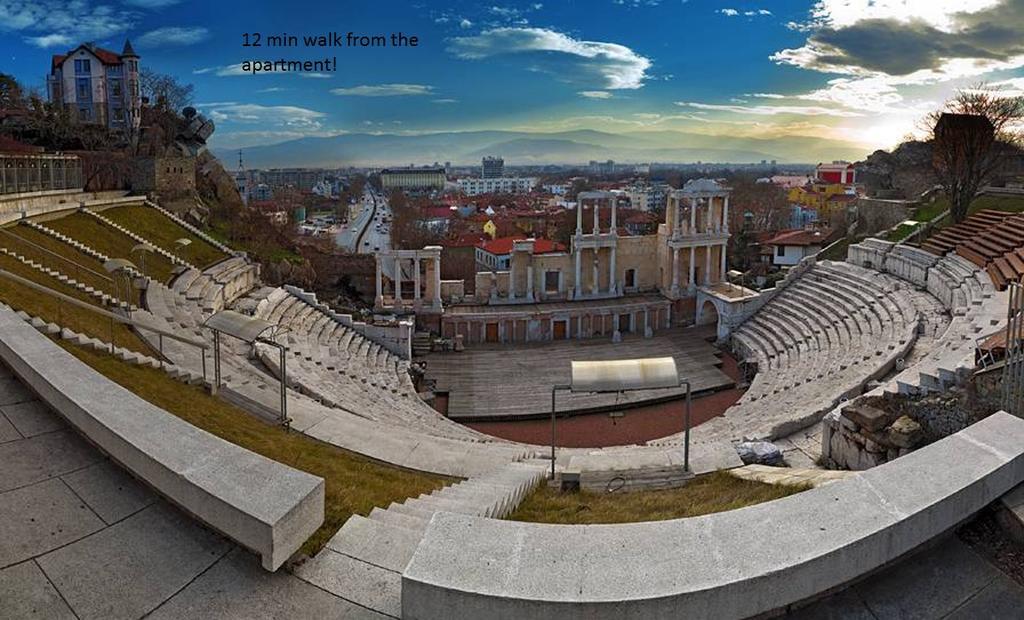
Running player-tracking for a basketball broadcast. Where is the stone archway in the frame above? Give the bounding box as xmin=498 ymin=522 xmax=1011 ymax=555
xmin=697 ymin=298 xmax=719 ymax=326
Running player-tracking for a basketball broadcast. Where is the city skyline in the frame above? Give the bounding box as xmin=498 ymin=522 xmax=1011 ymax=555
xmin=3 ymin=0 xmax=1024 ymax=161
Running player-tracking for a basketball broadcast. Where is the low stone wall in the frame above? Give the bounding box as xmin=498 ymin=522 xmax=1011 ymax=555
xmin=0 ymin=306 xmax=325 ymax=571
xmin=402 ymin=411 xmax=1024 ymax=619
xmin=0 ymin=189 xmax=128 ymax=224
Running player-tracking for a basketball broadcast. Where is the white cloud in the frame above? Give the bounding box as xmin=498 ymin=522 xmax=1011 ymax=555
xmin=256 ymin=87 xmax=287 ymax=93
xmin=1 ymin=0 xmax=135 ymax=47
xmin=300 ymin=72 xmax=332 ymax=79
xmin=448 ymin=27 xmax=652 ymax=89
xmin=432 ymin=98 xmax=458 ymax=104
xmin=27 ymin=33 xmax=71 ymax=48
xmin=676 ymin=101 xmax=864 ymax=117
xmin=745 ymin=92 xmax=787 ymax=99
xmin=330 ymin=84 xmax=434 ymax=96
xmin=123 ymin=0 xmax=181 ymax=7
xmin=718 ymin=8 xmax=738 ymax=16
xmin=579 ymin=90 xmax=613 ymax=99
xmin=195 ymin=102 xmax=327 ymax=132
xmin=136 ymin=26 xmax=209 ymax=47
xmin=460 ymin=18 xmax=473 ymax=28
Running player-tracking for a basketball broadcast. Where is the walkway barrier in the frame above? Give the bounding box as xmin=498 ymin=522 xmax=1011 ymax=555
xmin=0 ymin=306 xmax=324 ymax=570
xmin=402 ymin=411 xmax=1024 ymax=619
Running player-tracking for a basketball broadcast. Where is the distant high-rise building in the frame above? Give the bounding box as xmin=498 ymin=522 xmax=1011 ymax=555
xmin=482 ymin=156 xmax=504 ymax=179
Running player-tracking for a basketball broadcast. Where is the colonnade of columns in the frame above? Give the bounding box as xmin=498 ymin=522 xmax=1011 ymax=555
xmin=375 ymin=249 xmax=442 ymax=310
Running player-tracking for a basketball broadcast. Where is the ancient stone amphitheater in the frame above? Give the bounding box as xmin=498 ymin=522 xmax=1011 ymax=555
xmin=4 ymin=192 xmax=1024 ymax=619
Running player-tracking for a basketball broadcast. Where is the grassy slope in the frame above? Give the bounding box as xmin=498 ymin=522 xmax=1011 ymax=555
xmin=103 ymin=205 xmax=227 ymax=269
xmin=0 ymin=248 xmax=153 ymax=354
xmin=62 ymin=342 xmax=451 ymax=555
xmin=44 ymin=212 xmax=176 ymax=283
xmin=510 ymin=471 xmax=805 ymax=525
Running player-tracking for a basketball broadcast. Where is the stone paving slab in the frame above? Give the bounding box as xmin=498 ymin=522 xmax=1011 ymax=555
xmin=295 ymin=548 xmax=402 ymax=618
xmin=0 ymin=376 xmax=35 ymax=406
xmin=1 ymin=400 xmax=64 ymax=438
xmin=0 ymin=430 xmax=99 ymax=493
xmin=0 ymin=561 xmax=75 ymax=620
xmin=36 ymin=503 xmax=232 ymax=620
xmin=728 ymin=465 xmax=856 ymax=488
xmin=61 ymin=460 xmax=157 ymax=525
xmin=0 ymin=477 xmax=105 ymax=568
xmin=0 ymin=411 xmax=21 ymax=443
xmin=150 ymin=547 xmax=386 ymax=619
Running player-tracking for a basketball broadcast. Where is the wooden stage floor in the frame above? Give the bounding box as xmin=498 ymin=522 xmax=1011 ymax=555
xmin=420 ymin=326 xmax=736 ymax=421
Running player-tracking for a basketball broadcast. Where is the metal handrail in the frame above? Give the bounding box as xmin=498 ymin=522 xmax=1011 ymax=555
xmin=0 ymin=268 xmax=209 ymax=381
xmin=0 ymin=227 xmax=114 ymax=284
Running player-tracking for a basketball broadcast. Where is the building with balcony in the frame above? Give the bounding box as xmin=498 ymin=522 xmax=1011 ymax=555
xmin=457 ymin=176 xmax=537 ymax=196
xmin=47 ymin=41 xmax=141 ymax=131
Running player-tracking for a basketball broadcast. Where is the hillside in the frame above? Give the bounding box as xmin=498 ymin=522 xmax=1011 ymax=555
xmin=212 ymin=128 xmax=870 ymax=169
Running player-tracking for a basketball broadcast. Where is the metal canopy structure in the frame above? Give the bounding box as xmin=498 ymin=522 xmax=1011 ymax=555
xmin=205 ymin=310 xmax=276 ymax=342
xmin=102 ymin=258 xmax=137 ymax=273
xmin=204 ymin=310 xmax=290 ymax=427
xmin=551 ymin=356 xmax=692 ymax=481
xmin=570 ymin=357 xmax=679 ymax=394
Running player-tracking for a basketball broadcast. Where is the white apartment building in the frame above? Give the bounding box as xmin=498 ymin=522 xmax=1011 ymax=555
xmin=457 ymin=177 xmax=537 ymax=196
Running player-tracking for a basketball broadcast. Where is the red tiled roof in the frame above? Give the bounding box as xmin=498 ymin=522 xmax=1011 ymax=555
xmin=765 ymin=228 xmax=833 ymax=247
xmin=421 ymin=206 xmax=454 ymax=219
xmin=477 ymin=236 xmax=566 ymax=255
xmin=441 ymin=233 xmax=489 ymax=248
xmin=52 ymin=44 xmax=124 ymax=71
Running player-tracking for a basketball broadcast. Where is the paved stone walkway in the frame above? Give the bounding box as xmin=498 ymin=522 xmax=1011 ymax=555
xmin=0 ymin=365 xmax=380 ymax=619
xmin=787 ymin=537 xmax=1024 ymax=619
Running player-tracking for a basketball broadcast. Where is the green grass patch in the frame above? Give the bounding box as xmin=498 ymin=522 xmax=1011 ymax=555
xmin=509 ymin=471 xmax=806 ymax=525
xmin=102 ymin=205 xmax=228 ymax=270
xmin=818 ymin=236 xmax=853 ymax=261
xmin=885 ymin=223 xmax=920 ymax=243
xmin=60 ymin=342 xmax=452 ymax=555
xmin=43 ymin=212 xmax=176 ymax=284
xmin=0 ymin=251 xmax=153 ymax=355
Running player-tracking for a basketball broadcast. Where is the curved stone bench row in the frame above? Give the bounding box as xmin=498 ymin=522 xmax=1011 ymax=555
xmin=725 ymin=261 xmax=922 ymax=433
xmin=402 ymin=411 xmax=1024 ymax=619
xmin=0 ymin=305 xmax=324 ymax=571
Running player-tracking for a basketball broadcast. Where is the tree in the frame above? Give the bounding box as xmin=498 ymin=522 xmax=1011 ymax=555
xmin=728 ymin=176 xmax=788 ymax=232
xmin=928 ymin=84 xmax=1024 ymax=223
xmin=139 ymin=69 xmax=194 ymax=113
xmin=0 ymin=74 xmax=25 ymax=110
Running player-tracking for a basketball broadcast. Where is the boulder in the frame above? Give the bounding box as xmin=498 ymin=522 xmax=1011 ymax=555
xmin=886 ymin=415 xmax=924 ymax=449
xmin=735 ymin=441 xmax=784 ymax=466
xmin=841 ymin=404 xmax=898 ymax=432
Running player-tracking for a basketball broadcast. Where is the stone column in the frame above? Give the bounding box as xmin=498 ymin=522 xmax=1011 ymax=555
xmin=705 ymin=244 xmax=711 ymax=285
xmin=644 ymin=307 xmax=653 ymax=337
xmin=577 ymin=314 xmax=582 ymax=339
xmin=433 ymin=255 xmax=442 ymax=307
xmin=374 ymin=255 xmax=383 ymax=307
xmin=610 ymin=201 xmax=617 ymax=232
xmin=593 ymin=200 xmax=600 ymax=233
xmin=609 ymin=246 xmax=617 ymax=295
xmin=393 ymin=256 xmax=403 ymax=303
xmin=719 ymin=243 xmax=727 ymax=282
xmin=576 ymin=201 xmax=583 ymax=234
xmin=526 ymin=264 xmax=534 ymax=300
xmin=671 ymin=247 xmax=680 ymax=294
xmin=508 ymin=257 xmax=516 ymax=301
xmin=690 ymin=197 xmax=697 ymax=235
xmin=413 ymin=256 xmax=421 ymax=302
xmin=723 ymin=195 xmax=730 ymax=233
xmin=591 ymin=249 xmax=599 ymax=296
xmin=688 ymin=246 xmax=696 ymax=291
xmin=574 ymin=247 xmax=582 ymax=299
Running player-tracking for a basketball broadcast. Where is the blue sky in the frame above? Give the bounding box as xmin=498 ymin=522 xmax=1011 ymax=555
xmin=2 ymin=0 xmax=1024 ymax=152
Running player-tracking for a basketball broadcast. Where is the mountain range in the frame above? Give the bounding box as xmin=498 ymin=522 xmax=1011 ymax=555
xmin=213 ymin=129 xmax=871 ymax=169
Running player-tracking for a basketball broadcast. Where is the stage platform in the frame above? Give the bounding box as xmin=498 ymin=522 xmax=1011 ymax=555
xmin=420 ymin=326 xmax=735 ymax=421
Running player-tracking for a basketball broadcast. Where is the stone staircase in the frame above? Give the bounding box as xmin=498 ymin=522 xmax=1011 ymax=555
xmin=144 ymin=199 xmax=236 ymax=255
xmin=21 ymin=220 xmax=144 ymax=279
xmin=83 ymin=207 xmax=198 ymax=270
xmin=0 ymin=247 xmax=137 ymax=312
xmin=293 ymin=460 xmax=549 ymax=618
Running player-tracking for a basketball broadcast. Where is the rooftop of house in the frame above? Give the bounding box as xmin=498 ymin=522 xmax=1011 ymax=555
xmin=51 ymin=40 xmax=136 ymax=71
xmin=765 ymin=228 xmax=834 ymax=247
xmin=477 ymin=236 xmax=566 ymax=255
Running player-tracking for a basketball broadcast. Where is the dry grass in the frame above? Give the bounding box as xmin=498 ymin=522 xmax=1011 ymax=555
xmin=60 ymin=342 xmax=452 ymax=555
xmin=509 ymin=471 xmax=806 ymax=525
xmin=102 ymin=205 xmax=227 ymax=269
xmin=43 ymin=212 xmax=176 ymax=283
